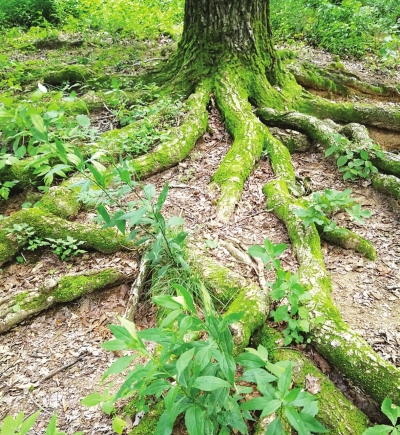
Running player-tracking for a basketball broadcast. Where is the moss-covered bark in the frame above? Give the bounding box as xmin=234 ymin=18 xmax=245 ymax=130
xmin=192 ymin=253 xmax=269 ymax=355
xmin=0 ymin=268 xmax=132 ymax=333
xmin=288 ymin=61 xmax=400 ymax=99
xmin=264 ymin=175 xmax=400 ymax=404
xmin=0 ymin=208 xmax=130 ymax=266
xmin=130 ymin=81 xmax=210 ymax=178
xmin=210 ymin=67 xmax=266 ymax=222
xmin=296 ymin=92 xmax=400 ymax=132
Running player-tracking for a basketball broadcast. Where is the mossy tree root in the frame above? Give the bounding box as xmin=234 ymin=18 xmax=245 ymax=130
xmin=193 ymin=253 xmax=269 ymax=355
xmin=0 ymin=268 xmax=134 ymax=334
xmin=264 ymin=177 xmax=400 ymax=404
xmin=194 ymin=254 xmax=371 ymax=433
xmin=287 ymin=61 xmax=400 ymax=99
xmin=258 ymin=107 xmax=400 ymax=192
xmin=210 ymin=68 xmax=268 ymax=222
xmin=129 ymin=81 xmax=210 ymax=179
xmin=372 ymin=173 xmax=400 ymax=199
xmin=0 ymin=208 xmax=131 ymax=266
xmin=296 ymin=92 xmax=400 ymax=132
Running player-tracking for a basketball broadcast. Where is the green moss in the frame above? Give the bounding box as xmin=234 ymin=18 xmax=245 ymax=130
xmin=296 ymin=94 xmax=400 ymax=132
xmin=225 ymin=289 xmax=266 ymax=356
xmin=44 ymin=65 xmax=90 ymax=86
xmin=14 ymin=292 xmax=29 ymax=304
xmin=372 ymin=173 xmax=400 ymax=199
xmin=131 ymin=81 xmax=210 ymax=179
xmin=0 ymin=208 xmax=129 ymax=265
xmin=128 ymin=401 xmax=164 ymax=435
xmin=19 ymin=293 xmax=48 ymax=311
xmin=38 ymin=180 xmax=81 ymax=219
xmin=212 ymin=67 xmax=266 ymax=221
xmin=54 ymin=269 xmax=122 ymax=302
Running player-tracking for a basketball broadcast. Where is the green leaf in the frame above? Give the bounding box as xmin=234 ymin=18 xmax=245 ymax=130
xmin=363 ymin=426 xmax=397 ymax=435
xmin=176 ymin=348 xmax=195 ymax=378
xmin=240 ymin=368 xmax=277 ymax=384
xmin=260 ymin=399 xmax=282 ymax=418
xmin=266 ymin=417 xmax=283 ymax=435
xmin=19 ymin=411 xmax=40 ymax=435
xmin=118 ymin=206 xmax=148 ymax=226
xmin=45 ymin=414 xmax=57 ymax=435
xmin=236 ymin=352 xmax=266 ymax=368
xmin=155 ymin=183 xmax=169 ymax=211
xmin=248 ymin=245 xmax=269 ymax=264
xmin=81 ymin=393 xmax=103 ymax=407
xmin=337 ymin=155 xmax=348 ymax=167
xmin=112 ymin=416 xmax=126 ymax=434
xmin=143 ymin=379 xmax=171 ymax=397
xmin=240 ymin=396 xmax=271 ymax=411
xmin=325 ymin=146 xmax=337 ymax=157
xmin=108 ymin=325 xmax=134 ymax=344
xmin=144 ymin=184 xmax=156 ymax=200
xmin=166 ymin=216 xmax=185 ymax=227
xmin=382 ymin=397 xmax=399 ymax=426
xmin=1 ymin=415 xmax=20 ymax=435
xmin=185 ymin=405 xmax=205 ymax=435
xmin=76 ymin=114 xmax=90 ymax=127
xmin=160 ymin=309 xmax=182 ymax=328
xmin=191 ymin=376 xmax=231 ymax=391
xmin=101 ymin=339 xmax=128 ymax=351
xmin=171 ymin=283 xmax=196 ymax=313
xmin=277 ymin=364 xmax=292 ymax=394
xmin=102 ymin=355 xmax=135 ymax=381
xmin=154 ymin=410 xmax=175 ymax=435
xmin=152 ymin=295 xmax=184 ymax=310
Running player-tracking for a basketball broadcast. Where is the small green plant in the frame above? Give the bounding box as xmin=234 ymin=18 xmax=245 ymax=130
xmin=293 ymin=188 xmax=371 ymax=234
xmin=30 ymin=236 xmax=86 ymax=260
xmin=249 ymin=239 xmax=324 ymax=345
xmin=363 ymin=397 xmax=400 ymax=434
xmin=5 ymin=224 xmax=86 ymax=261
xmin=83 ymin=283 xmax=327 ymax=435
xmin=0 ymin=411 xmax=83 ymax=435
xmin=325 ymin=133 xmax=383 ymax=181
xmin=0 ymin=180 xmax=18 ymax=200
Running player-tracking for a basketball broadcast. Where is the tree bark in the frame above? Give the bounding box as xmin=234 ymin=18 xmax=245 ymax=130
xmin=174 ymin=0 xmax=280 ymax=84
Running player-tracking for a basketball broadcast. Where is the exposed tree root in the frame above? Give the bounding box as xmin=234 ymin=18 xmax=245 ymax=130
xmin=210 ymin=69 xmax=267 ymax=221
xmin=297 ymin=92 xmax=400 ymax=132
xmin=258 ymin=107 xmax=400 ymax=198
xmin=190 ymin=254 xmax=371 ymax=433
xmin=0 ymin=268 xmax=133 ymax=333
xmin=0 ymin=208 xmax=130 ymax=266
xmin=372 ymin=173 xmax=400 ymax=199
xmin=287 ymin=61 xmax=400 ymax=100
xmin=263 ymin=152 xmax=400 ymax=405
xmin=192 ymin=253 xmax=268 ymax=355
xmin=129 ymin=81 xmax=210 ymax=179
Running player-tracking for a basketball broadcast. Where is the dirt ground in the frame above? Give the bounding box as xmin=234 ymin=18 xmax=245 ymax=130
xmin=1 ymin=46 xmax=400 ymax=434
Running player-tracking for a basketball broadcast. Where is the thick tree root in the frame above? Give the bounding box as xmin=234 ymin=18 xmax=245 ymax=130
xmin=0 ymin=268 xmax=133 ymax=333
xmin=129 ymin=81 xmax=210 ymax=179
xmin=269 ymin=127 xmax=311 ymax=153
xmin=320 ymin=225 xmax=376 ymax=260
xmin=296 ymin=92 xmax=400 ymax=132
xmin=372 ymin=173 xmax=400 ymax=199
xmin=259 ymin=107 xmax=400 ymax=182
xmin=339 ymin=123 xmax=400 ymax=176
xmin=0 ymin=208 xmax=130 ymax=266
xmin=192 ymin=254 xmax=371 ymax=433
xmin=264 ymin=174 xmax=400 ymax=404
xmin=192 ymin=253 xmax=268 ymax=355
xmin=254 ymin=326 xmax=370 ymax=434
xmin=210 ymin=69 xmax=267 ymax=221
xmin=288 ymin=61 xmax=400 ymax=99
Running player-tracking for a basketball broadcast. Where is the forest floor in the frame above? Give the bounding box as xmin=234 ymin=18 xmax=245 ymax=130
xmin=1 ymin=35 xmax=400 ymax=434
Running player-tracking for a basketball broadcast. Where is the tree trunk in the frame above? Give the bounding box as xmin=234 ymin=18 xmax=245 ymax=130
xmin=169 ymin=0 xmax=281 ymax=87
